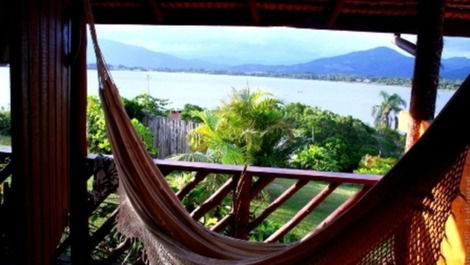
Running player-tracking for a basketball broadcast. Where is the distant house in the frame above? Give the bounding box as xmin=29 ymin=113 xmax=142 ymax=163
xmin=169 ymin=110 xmax=182 ymax=120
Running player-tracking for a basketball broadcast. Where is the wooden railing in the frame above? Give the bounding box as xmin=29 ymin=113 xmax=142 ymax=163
xmin=0 ymin=147 xmax=380 ymax=263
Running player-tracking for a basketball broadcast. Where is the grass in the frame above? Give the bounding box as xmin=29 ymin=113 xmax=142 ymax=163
xmin=0 ymin=135 xmax=10 ymax=146
xmin=251 ymin=178 xmax=360 ymax=240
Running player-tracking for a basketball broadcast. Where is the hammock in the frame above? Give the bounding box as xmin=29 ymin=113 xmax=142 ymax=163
xmin=85 ymin=2 xmax=470 ymax=264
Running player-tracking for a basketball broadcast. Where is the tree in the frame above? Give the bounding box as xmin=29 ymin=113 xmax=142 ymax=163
xmin=87 ymin=96 xmax=157 ymax=155
xmin=122 ymin=93 xmax=169 ymax=122
xmin=372 ymin=91 xmax=406 ymax=130
xmin=285 ymin=103 xmax=382 ymax=171
xmin=188 ymin=88 xmax=295 ymax=166
xmin=0 ymin=109 xmax=10 ymax=136
xmin=181 ymin=104 xmax=204 ymax=123
xmin=292 ymin=145 xmax=340 ymax=171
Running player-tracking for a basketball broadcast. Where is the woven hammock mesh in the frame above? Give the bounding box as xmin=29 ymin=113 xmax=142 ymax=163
xmin=114 ymin=143 xmax=468 ymax=265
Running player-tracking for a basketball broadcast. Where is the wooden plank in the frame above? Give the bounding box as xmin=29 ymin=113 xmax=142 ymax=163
xmin=100 ymin=239 xmax=131 ymax=265
xmin=146 ymin=0 xmax=165 ymax=23
xmin=211 ymin=213 xmax=234 ymax=233
xmin=89 ymin=210 xmax=118 ymax=251
xmin=248 ymin=179 xmax=308 ymax=232
xmin=246 ymin=166 xmax=380 ymax=185
xmin=149 ymin=117 xmax=198 ymax=158
xmin=9 ymin=0 xmax=72 ymax=263
xmin=3 ymin=150 xmax=381 ymax=187
xmin=327 ymin=0 xmax=345 ymax=27
xmin=405 ymin=0 xmax=444 ymax=150
xmin=154 ymin=160 xmax=381 ymax=185
xmin=310 ymin=185 xmax=371 ymax=233
xmin=265 ymin=182 xmax=339 ymax=243
xmin=232 ymin=171 xmax=252 ymax=239
xmin=175 ymin=171 xmax=209 ymax=200
xmin=249 ymin=176 xmax=275 ymax=200
xmin=246 ymin=0 xmax=260 ymax=24
xmin=0 ymin=162 xmax=12 ymax=184
xmin=190 ymin=177 xmax=236 ymax=220
xmin=69 ymin=2 xmax=90 ymax=263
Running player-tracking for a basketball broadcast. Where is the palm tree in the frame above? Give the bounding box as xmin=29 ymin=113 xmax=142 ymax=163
xmin=188 ymin=88 xmax=294 ymax=166
xmin=372 ymin=91 xmax=407 ymax=130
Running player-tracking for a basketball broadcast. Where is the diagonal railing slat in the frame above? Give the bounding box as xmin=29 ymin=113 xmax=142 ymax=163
xmin=248 ymin=179 xmax=309 ymax=232
xmin=265 ymin=182 xmax=340 ymax=243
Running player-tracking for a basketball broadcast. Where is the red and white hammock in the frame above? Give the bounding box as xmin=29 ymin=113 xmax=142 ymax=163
xmin=85 ymin=1 xmax=470 ymax=263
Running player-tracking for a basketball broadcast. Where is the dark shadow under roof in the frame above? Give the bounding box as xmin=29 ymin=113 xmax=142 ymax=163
xmin=88 ymin=0 xmax=470 ymax=37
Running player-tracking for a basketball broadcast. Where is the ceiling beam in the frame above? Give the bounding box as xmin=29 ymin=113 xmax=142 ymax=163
xmin=247 ymin=0 xmax=260 ymax=24
xmin=327 ymin=0 xmax=345 ymax=27
xmin=146 ymin=0 xmax=165 ymax=23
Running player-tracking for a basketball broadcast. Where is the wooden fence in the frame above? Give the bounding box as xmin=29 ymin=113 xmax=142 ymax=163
xmin=146 ymin=117 xmax=198 ymax=159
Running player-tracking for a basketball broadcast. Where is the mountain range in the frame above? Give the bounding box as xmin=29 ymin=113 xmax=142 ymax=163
xmin=88 ymin=39 xmax=470 ymax=80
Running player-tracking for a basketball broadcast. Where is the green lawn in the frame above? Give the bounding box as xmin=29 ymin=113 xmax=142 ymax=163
xmin=251 ymin=178 xmax=360 ymax=241
xmin=0 ymin=135 xmax=10 ymax=146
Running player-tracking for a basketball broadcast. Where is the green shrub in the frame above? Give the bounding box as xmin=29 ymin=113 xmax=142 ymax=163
xmin=292 ymin=145 xmax=340 ymax=171
xmin=353 ymin=154 xmax=397 ymax=175
xmin=285 ymin=103 xmax=403 ymax=171
xmin=122 ymin=93 xmax=169 ymax=122
xmin=87 ymin=96 xmax=157 ymax=155
xmin=0 ymin=110 xmax=10 ymax=136
xmin=181 ymin=103 xmax=204 ymax=123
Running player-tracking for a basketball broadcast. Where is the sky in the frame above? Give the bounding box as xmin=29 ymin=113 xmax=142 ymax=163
xmin=94 ymin=25 xmax=470 ymax=65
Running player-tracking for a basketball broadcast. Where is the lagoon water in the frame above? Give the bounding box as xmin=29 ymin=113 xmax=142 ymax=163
xmin=0 ymin=67 xmax=454 ymax=126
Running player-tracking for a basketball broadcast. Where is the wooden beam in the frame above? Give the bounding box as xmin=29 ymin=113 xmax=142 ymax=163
xmin=249 ymin=176 xmax=275 ymax=200
xmin=310 ymin=185 xmax=370 ymax=233
xmin=405 ymin=0 xmax=444 ymax=150
xmin=190 ymin=177 xmax=236 ymax=220
xmin=211 ymin=213 xmax=234 ymax=232
xmin=393 ymin=33 xmax=416 ymax=56
xmin=248 ymin=179 xmax=308 ymax=232
xmin=232 ymin=171 xmax=252 ymax=239
xmin=0 ymin=162 xmax=12 ymax=184
xmin=70 ymin=0 xmax=90 ymax=264
xmin=9 ymin=0 xmax=72 ymax=263
xmin=153 ymin=159 xmax=381 ymax=185
xmin=175 ymin=171 xmax=209 ymax=200
xmin=246 ymin=0 xmax=260 ymax=24
xmin=327 ymin=0 xmax=345 ymax=28
xmin=146 ymin=0 xmax=165 ymax=23
xmin=265 ymin=182 xmax=339 ymax=243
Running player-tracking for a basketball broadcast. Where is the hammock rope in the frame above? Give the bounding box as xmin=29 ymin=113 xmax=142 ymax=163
xmin=83 ymin=1 xmax=470 ymax=263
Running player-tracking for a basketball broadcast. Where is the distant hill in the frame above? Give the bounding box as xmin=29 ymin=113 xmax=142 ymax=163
xmin=87 ymin=39 xmax=222 ymax=70
xmin=229 ymin=47 xmax=470 ymax=80
xmin=88 ymin=40 xmax=470 ymax=80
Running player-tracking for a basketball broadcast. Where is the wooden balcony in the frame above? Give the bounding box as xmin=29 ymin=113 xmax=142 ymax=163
xmin=0 ymin=146 xmax=380 ymax=263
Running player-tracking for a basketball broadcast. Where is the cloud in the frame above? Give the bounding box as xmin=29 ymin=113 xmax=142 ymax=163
xmin=94 ymin=25 xmax=470 ymax=65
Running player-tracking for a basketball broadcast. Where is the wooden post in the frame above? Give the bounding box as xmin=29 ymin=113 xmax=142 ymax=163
xmin=405 ymin=0 xmax=445 ymax=151
xmin=232 ymin=171 xmax=252 ymax=239
xmin=9 ymin=0 xmax=73 ymax=263
xmin=70 ymin=1 xmax=90 ymax=264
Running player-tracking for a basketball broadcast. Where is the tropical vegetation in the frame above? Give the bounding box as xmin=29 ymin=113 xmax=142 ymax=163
xmin=354 ymin=155 xmax=397 ymax=175
xmin=87 ymin=95 xmax=158 ymax=155
xmin=0 ymin=87 xmax=407 ymax=244
xmin=372 ymin=91 xmax=407 ymax=130
xmin=188 ymin=89 xmax=296 ymax=166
